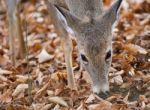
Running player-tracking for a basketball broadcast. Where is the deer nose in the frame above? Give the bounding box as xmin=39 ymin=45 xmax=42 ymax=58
xmin=95 ymin=91 xmax=110 ymax=99
xmin=92 ymin=82 xmax=110 ymax=99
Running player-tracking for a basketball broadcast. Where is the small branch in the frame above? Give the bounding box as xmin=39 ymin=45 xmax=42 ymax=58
xmin=24 ymin=12 xmax=33 ymax=105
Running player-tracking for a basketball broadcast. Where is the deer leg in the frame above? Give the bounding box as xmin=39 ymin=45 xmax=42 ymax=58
xmin=46 ymin=1 xmax=76 ymax=90
xmin=61 ymin=37 xmax=76 ymax=90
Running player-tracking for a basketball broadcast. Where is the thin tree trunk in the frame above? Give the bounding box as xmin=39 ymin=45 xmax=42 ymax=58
xmin=5 ymin=0 xmax=26 ymax=65
xmin=16 ymin=3 xmax=26 ymax=58
xmin=5 ymin=0 xmax=16 ymax=65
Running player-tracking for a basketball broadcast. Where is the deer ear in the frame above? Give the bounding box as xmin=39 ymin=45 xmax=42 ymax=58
xmin=55 ymin=5 xmax=82 ymax=30
xmin=103 ymin=0 xmax=122 ymax=24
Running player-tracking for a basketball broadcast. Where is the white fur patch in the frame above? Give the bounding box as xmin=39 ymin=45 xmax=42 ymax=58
xmin=92 ymin=83 xmax=109 ymax=94
xmin=92 ymin=85 xmax=101 ymax=94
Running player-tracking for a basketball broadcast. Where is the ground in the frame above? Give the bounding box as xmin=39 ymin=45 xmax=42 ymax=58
xmin=0 ymin=0 xmax=149 ymax=110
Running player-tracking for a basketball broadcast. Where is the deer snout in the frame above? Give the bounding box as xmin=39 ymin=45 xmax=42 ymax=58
xmin=92 ymin=82 xmax=109 ymax=93
xmin=92 ymin=81 xmax=110 ymax=99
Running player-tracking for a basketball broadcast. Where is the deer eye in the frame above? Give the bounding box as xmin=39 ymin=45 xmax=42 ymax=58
xmin=81 ymin=54 xmax=88 ymax=63
xmin=105 ymin=50 xmax=111 ymax=61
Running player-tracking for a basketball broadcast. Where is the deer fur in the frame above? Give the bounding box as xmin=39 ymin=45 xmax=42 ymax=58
xmin=46 ymin=0 xmax=122 ymax=95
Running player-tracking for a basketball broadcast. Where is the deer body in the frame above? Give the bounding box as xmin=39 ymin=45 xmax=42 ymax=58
xmin=46 ymin=0 xmax=122 ymax=96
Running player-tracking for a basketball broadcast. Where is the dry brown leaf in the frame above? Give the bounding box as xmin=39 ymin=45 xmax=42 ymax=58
xmin=0 ymin=90 xmax=12 ymax=103
xmin=77 ymin=103 xmax=85 ymax=110
xmin=88 ymin=101 xmax=112 ymax=110
xmin=0 ymin=55 xmax=9 ymax=66
xmin=36 ymin=68 xmax=44 ymax=85
xmin=125 ymin=44 xmax=148 ymax=54
xmin=0 ymin=68 xmax=12 ymax=75
xmin=5 ymin=104 xmax=15 ymax=110
xmin=109 ymin=67 xmax=117 ymax=73
xmin=12 ymin=84 xmax=28 ymax=97
xmin=111 ymin=104 xmax=127 ymax=110
xmin=35 ymin=82 xmax=50 ymax=98
xmin=85 ymin=94 xmax=95 ymax=104
xmin=51 ymin=71 xmax=66 ymax=81
xmin=36 ymin=49 xmax=54 ymax=63
xmin=110 ymin=75 xmax=123 ymax=85
xmin=146 ymin=0 xmax=150 ymax=3
xmin=53 ymin=104 xmax=60 ymax=110
xmin=0 ymin=75 xmax=7 ymax=82
xmin=142 ymin=75 xmax=150 ymax=82
xmin=41 ymin=104 xmax=52 ymax=110
xmin=145 ymin=104 xmax=150 ymax=110
xmin=47 ymin=90 xmax=54 ymax=96
xmin=32 ymin=103 xmax=45 ymax=110
xmin=109 ymin=70 xmax=124 ymax=77
xmin=123 ymin=92 xmax=130 ymax=103
xmin=121 ymin=82 xmax=132 ymax=89
xmin=16 ymin=75 xmax=28 ymax=83
xmin=54 ymin=88 xmax=64 ymax=96
xmin=139 ymin=95 xmax=148 ymax=103
xmin=48 ymin=96 xmax=68 ymax=107
xmin=128 ymin=67 xmax=135 ymax=76
xmin=106 ymin=96 xmax=117 ymax=102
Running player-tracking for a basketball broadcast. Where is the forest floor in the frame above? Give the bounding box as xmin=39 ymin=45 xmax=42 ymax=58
xmin=0 ymin=0 xmax=149 ymax=110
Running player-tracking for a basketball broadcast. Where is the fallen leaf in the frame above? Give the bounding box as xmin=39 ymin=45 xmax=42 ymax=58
xmin=0 ymin=55 xmax=9 ymax=66
xmin=0 ymin=90 xmax=12 ymax=103
xmin=0 ymin=75 xmax=7 ymax=82
xmin=0 ymin=68 xmax=12 ymax=75
xmin=35 ymin=82 xmax=50 ymax=99
xmin=12 ymin=84 xmax=28 ymax=97
xmin=88 ymin=101 xmax=112 ymax=110
xmin=36 ymin=49 xmax=54 ymax=63
xmin=146 ymin=0 xmax=150 ymax=3
xmin=32 ymin=103 xmax=45 ymax=110
xmin=41 ymin=104 xmax=52 ymax=110
xmin=48 ymin=96 xmax=68 ymax=107
xmin=125 ymin=44 xmax=148 ymax=54
xmin=53 ymin=104 xmax=60 ymax=110
xmin=76 ymin=102 xmax=85 ymax=110
xmin=5 ymin=104 xmax=15 ymax=110
xmin=128 ymin=67 xmax=135 ymax=76
xmin=123 ymin=92 xmax=130 ymax=103
xmin=110 ymin=75 xmax=123 ymax=85
xmin=85 ymin=94 xmax=95 ymax=104
xmin=47 ymin=90 xmax=54 ymax=96
xmin=16 ymin=75 xmax=28 ymax=82
xmin=111 ymin=104 xmax=127 ymax=110
xmin=139 ymin=95 xmax=148 ymax=103
xmin=109 ymin=70 xmax=124 ymax=77
xmin=36 ymin=68 xmax=44 ymax=85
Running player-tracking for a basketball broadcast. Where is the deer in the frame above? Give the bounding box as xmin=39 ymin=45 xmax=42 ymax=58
xmin=45 ymin=0 xmax=123 ymax=97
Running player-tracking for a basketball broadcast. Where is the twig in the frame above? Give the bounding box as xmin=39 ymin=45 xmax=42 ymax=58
xmin=24 ymin=11 xmax=33 ymax=105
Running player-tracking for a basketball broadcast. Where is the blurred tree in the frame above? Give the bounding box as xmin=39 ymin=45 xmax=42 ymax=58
xmin=5 ymin=0 xmax=26 ymax=65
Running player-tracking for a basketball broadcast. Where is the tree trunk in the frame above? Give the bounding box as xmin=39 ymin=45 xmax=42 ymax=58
xmin=5 ymin=0 xmax=26 ymax=65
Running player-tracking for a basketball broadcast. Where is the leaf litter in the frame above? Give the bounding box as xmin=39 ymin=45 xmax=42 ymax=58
xmin=0 ymin=0 xmax=150 ymax=109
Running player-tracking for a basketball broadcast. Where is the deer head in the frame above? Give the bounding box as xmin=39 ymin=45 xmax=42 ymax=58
xmin=56 ymin=0 xmax=122 ymax=95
